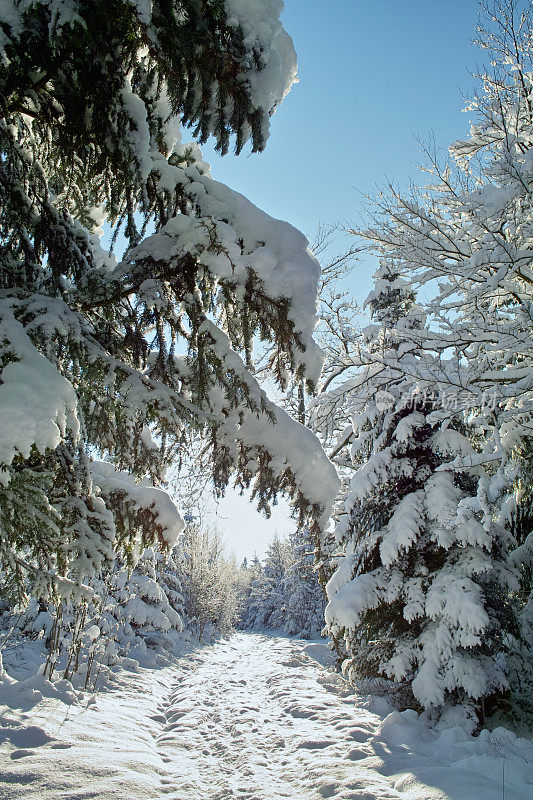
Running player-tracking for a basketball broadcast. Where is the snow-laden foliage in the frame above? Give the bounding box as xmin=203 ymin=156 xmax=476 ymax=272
xmin=242 ymin=529 xmax=325 ymax=638
xmin=323 ymin=266 xmax=517 ymax=726
xmin=314 ymin=2 xmax=533 ymax=728
xmin=7 ymin=543 xmax=186 ymax=687
xmin=4 ymin=523 xmax=250 ymax=689
xmin=91 ymin=461 xmax=185 ymax=558
xmin=0 ymin=0 xmax=339 ymax=603
xmin=107 ymin=547 xmax=183 ymax=645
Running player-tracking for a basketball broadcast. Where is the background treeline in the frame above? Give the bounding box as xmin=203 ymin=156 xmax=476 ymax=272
xmin=241 ymin=529 xmax=325 ymax=639
xmin=0 ymin=523 xmax=325 ymax=690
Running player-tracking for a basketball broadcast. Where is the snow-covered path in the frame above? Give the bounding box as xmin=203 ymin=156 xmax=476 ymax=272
xmin=1 ymin=632 xmax=532 ymax=800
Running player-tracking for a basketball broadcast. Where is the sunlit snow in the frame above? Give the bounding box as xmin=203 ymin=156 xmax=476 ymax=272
xmin=1 ymin=633 xmax=531 ymax=800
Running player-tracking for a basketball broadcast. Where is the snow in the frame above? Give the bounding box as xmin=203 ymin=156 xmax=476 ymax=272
xmin=0 ymin=0 xmax=20 ymax=37
xmin=91 ymin=461 xmax=185 ymax=549
xmin=379 ymin=491 xmax=424 ymax=567
xmin=325 ymin=571 xmax=380 ymax=632
xmin=224 ymin=0 xmax=297 ymax=115
xmin=0 ymin=632 xmax=531 ymax=800
xmin=121 ymin=76 xmax=152 ymax=180
xmin=0 ymin=300 xmax=79 ymax=480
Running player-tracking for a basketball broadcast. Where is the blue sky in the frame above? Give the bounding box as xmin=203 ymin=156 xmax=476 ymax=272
xmin=198 ymin=0 xmax=483 ymax=560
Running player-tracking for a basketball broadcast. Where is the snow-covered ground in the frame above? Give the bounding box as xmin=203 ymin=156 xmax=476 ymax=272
xmin=0 ymin=632 xmax=531 ymax=800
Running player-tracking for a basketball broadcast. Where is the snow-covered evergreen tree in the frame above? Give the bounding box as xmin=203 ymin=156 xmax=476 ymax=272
xmin=241 ymin=530 xmax=325 ymax=636
xmin=240 ymin=554 xmax=263 ymax=625
xmin=0 ymin=0 xmax=339 ymax=605
xmin=108 ymin=547 xmax=182 ymax=648
xmin=243 ymin=535 xmax=289 ymax=630
xmin=324 ymin=263 xmax=519 ymax=726
xmin=356 ymin=0 xmax=533 ymax=588
xmin=155 ymin=549 xmax=185 ymax=623
xmin=320 ymin=1 xmax=533 ymax=727
xmin=283 ymin=527 xmax=325 ymax=638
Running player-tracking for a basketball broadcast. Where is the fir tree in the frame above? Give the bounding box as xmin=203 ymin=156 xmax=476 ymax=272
xmin=243 ymin=536 xmax=289 ymax=630
xmin=322 ymin=263 xmax=519 ymax=727
xmin=0 ymin=0 xmax=339 ymax=604
xmin=283 ymin=527 xmax=325 ymax=639
xmin=109 ymin=547 xmax=182 ymax=646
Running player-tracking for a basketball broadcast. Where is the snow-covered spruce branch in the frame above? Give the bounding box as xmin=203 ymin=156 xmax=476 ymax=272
xmin=0 ymin=1 xmax=339 ymax=608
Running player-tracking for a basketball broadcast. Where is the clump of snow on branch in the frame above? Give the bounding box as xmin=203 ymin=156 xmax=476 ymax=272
xmin=224 ymin=0 xmax=297 ymax=116
xmin=0 ymin=300 xmax=79 ymax=480
xmin=91 ymin=461 xmax=185 ymax=550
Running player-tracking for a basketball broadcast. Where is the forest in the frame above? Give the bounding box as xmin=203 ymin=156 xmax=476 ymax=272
xmin=0 ymin=1 xmax=532 ymax=798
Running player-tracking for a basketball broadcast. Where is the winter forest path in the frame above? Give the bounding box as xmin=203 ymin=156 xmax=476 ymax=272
xmin=152 ymin=631 xmax=378 ymax=799
xmin=1 ymin=632 xmax=532 ymax=800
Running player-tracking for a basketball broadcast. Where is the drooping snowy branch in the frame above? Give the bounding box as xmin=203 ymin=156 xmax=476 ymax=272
xmin=0 ymin=0 xmax=337 ymax=603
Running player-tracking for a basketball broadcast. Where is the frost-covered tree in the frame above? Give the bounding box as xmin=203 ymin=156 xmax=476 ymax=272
xmin=242 ymin=534 xmax=289 ymax=630
xmin=175 ymin=522 xmax=243 ymax=638
xmin=283 ymin=527 xmax=325 ymax=638
xmin=0 ymin=0 xmax=339 ymax=604
xmin=321 ymin=0 xmax=533 ymax=727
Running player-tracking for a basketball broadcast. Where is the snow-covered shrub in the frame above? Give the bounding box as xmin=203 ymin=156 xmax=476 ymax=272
xmin=106 ymin=549 xmax=182 ymax=649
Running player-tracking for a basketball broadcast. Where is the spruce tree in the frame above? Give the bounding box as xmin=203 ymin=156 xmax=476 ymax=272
xmin=0 ymin=1 xmax=339 ymax=604
xmin=283 ymin=527 xmax=325 ymax=638
xmin=243 ymin=535 xmax=288 ymax=630
xmin=323 ymin=263 xmax=518 ymax=727
xmin=110 ymin=547 xmax=182 ymax=646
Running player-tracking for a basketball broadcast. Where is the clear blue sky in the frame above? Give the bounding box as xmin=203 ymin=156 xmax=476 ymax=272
xmin=198 ymin=0 xmax=483 ymax=561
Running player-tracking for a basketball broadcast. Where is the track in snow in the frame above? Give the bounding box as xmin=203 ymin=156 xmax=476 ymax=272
xmin=152 ymin=632 xmax=371 ymax=800
xmin=1 ymin=632 xmax=532 ymax=800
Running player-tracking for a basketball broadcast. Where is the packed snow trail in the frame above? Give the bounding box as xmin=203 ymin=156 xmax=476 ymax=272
xmin=0 ymin=633 xmax=532 ymax=800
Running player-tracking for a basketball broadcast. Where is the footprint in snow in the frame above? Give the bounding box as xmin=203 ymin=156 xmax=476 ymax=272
xmin=288 ymin=708 xmax=315 ymax=718
xmin=347 ymin=747 xmax=371 ymax=761
xmin=10 ymin=749 xmax=36 ymax=759
xmin=349 ymin=728 xmax=372 ymax=742
xmin=0 ymin=725 xmax=52 ymax=748
xmin=319 ymin=784 xmax=339 ymax=798
xmin=297 ymin=740 xmax=334 ymax=750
